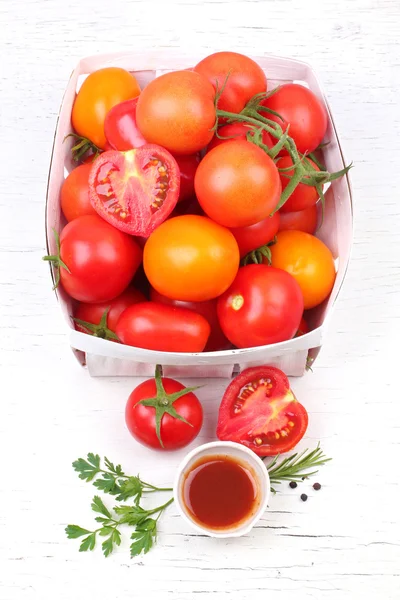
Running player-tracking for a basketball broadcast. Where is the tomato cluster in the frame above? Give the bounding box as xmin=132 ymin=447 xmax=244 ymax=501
xmin=45 ymin=51 xmax=349 ymax=354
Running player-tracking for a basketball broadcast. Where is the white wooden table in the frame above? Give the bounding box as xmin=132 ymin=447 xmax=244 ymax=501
xmin=1 ymin=1 xmax=400 ymax=598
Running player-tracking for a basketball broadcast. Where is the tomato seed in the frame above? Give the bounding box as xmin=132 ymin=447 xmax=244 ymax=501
xmin=300 ymin=494 xmax=308 ymax=502
xmin=289 ymin=481 xmax=297 ymax=489
xmin=313 ymin=483 xmax=321 ymax=491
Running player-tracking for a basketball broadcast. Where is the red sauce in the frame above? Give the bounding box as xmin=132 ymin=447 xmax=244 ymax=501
xmin=182 ymin=455 xmax=259 ymax=530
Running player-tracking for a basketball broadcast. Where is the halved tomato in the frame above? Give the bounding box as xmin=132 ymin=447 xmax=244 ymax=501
xmin=216 ymin=366 xmax=308 ymax=456
xmin=89 ymin=146 xmax=180 ymax=236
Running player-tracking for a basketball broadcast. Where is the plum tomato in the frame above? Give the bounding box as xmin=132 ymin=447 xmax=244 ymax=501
xmin=71 ymin=67 xmax=141 ymax=149
xmin=217 ymin=264 xmax=303 ymax=348
xmin=143 ymin=215 xmax=240 ymax=302
xmin=104 ymin=97 xmax=147 ymax=151
xmin=229 ymin=212 xmax=280 ymax=259
xmin=194 ymin=51 xmax=267 ymax=114
xmin=136 ymin=70 xmax=216 ymax=155
xmin=216 ymin=366 xmax=308 ymax=456
xmin=195 ymin=140 xmax=281 ymax=228
xmin=261 ymin=84 xmax=328 ymax=154
xmin=125 ymin=366 xmax=203 ymax=450
xmin=74 ymin=287 xmax=146 ymax=341
xmin=270 ymin=230 xmax=336 ymax=309
xmin=51 ymin=215 xmax=142 ymax=303
xmin=279 ymin=205 xmax=318 ymax=234
xmin=115 ymin=302 xmax=210 ymax=353
xmin=150 ymin=288 xmax=232 ymax=352
xmin=207 ymin=123 xmax=274 ymax=152
xmin=175 ymin=154 xmax=200 ymax=203
xmin=60 ymin=164 xmax=97 ymax=222
xmin=278 ymin=156 xmax=320 ymax=213
xmin=88 ymin=146 xmax=180 ymax=237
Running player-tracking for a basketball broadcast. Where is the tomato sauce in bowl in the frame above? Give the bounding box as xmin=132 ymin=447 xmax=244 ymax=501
xmin=174 ymin=441 xmax=270 ymax=537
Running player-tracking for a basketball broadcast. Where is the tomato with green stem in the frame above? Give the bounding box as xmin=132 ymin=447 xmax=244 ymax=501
xmin=88 ymin=146 xmax=180 ymax=237
xmin=125 ymin=365 xmax=203 ymax=450
xmin=73 ymin=287 xmax=146 ymax=341
xmin=216 ymin=366 xmax=308 ymax=456
xmin=278 ymin=156 xmax=320 ymax=213
xmin=194 ymin=51 xmax=267 ymax=113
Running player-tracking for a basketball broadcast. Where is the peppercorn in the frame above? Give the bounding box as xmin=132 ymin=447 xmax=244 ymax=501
xmin=313 ymin=482 xmax=321 ymax=491
xmin=289 ymin=481 xmax=297 ymax=489
xmin=300 ymin=493 xmax=308 ymax=502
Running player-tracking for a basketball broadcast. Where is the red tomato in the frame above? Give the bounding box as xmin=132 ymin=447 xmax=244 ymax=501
xmin=74 ymin=287 xmax=146 ymax=341
xmin=295 ymin=316 xmax=309 ymax=337
xmin=150 ymin=288 xmax=232 ymax=352
xmin=175 ymin=154 xmax=200 ymax=203
xmin=229 ymin=212 xmax=280 ymax=259
xmin=115 ymin=302 xmax=210 ymax=352
xmin=72 ymin=67 xmax=141 ymax=149
xmin=270 ymin=231 xmax=336 ymax=309
xmin=207 ymin=123 xmax=274 ymax=152
xmin=60 ymin=164 xmax=97 ymax=222
xmin=261 ymin=84 xmax=328 ymax=154
xmin=194 ymin=51 xmax=267 ymax=113
xmin=278 ymin=156 xmax=320 ymax=213
xmin=170 ymin=196 xmax=204 ymax=218
xmin=136 ymin=71 xmax=216 ymax=154
xmin=216 ymin=366 xmax=308 ymax=456
xmin=195 ymin=140 xmax=281 ymax=228
xmin=88 ymin=146 xmax=180 ymax=237
xmin=126 ymin=367 xmax=203 ymax=450
xmin=217 ymin=265 xmax=303 ymax=348
xmin=144 ymin=215 xmax=240 ymax=302
xmin=279 ymin=205 xmax=318 ymax=234
xmin=57 ymin=215 xmax=142 ymax=303
xmin=104 ymin=97 xmax=147 ymax=151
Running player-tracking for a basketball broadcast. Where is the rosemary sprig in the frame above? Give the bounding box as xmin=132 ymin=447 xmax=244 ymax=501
xmin=265 ymin=444 xmax=331 ymax=493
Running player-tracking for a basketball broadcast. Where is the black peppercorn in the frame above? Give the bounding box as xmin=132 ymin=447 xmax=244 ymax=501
xmin=289 ymin=481 xmax=297 ymax=489
xmin=300 ymin=493 xmax=308 ymax=502
xmin=313 ymin=482 xmax=321 ymax=491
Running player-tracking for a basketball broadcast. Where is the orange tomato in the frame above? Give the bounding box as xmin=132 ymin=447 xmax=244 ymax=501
xmin=72 ymin=67 xmax=141 ymax=149
xmin=269 ymin=230 xmax=336 ymax=309
xmin=144 ymin=215 xmax=240 ymax=302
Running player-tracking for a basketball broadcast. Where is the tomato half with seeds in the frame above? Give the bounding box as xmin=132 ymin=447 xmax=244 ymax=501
xmin=216 ymin=366 xmax=308 ymax=456
xmin=89 ymin=146 xmax=180 ymax=237
xmin=207 ymin=123 xmax=274 ymax=152
xmin=104 ymin=97 xmax=147 ymax=151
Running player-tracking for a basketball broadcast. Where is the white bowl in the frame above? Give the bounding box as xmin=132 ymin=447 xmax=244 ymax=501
xmin=173 ymin=441 xmax=270 ymax=538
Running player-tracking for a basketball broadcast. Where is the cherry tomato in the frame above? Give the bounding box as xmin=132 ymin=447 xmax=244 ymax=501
xmin=295 ymin=316 xmax=309 ymax=337
xmin=136 ymin=71 xmax=216 ymax=154
xmin=207 ymin=123 xmax=274 ymax=152
xmin=216 ymin=366 xmax=308 ymax=456
xmin=72 ymin=67 xmax=141 ymax=149
xmin=270 ymin=231 xmax=336 ymax=309
xmin=194 ymin=51 xmax=267 ymax=113
xmin=104 ymin=97 xmax=147 ymax=151
xmin=261 ymin=84 xmax=328 ymax=154
xmin=60 ymin=164 xmax=97 ymax=222
xmin=279 ymin=156 xmax=320 ymax=213
xmin=144 ymin=215 xmax=240 ymax=302
xmin=88 ymin=147 xmax=180 ymax=237
xmin=279 ymin=205 xmax=318 ymax=234
xmin=116 ymin=302 xmax=210 ymax=352
xmin=217 ymin=264 xmax=303 ymax=348
xmin=58 ymin=215 xmax=142 ymax=303
xmin=229 ymin=212 xmax=280 ymax=259
xmin=174 ymin=154 xmax=200 ymax=203
xmin=150 ymin=288 xmax=232 ymax=352
xmin=195 ymin=140 xmax=281 ymax=228
xmin=74 ymin=287 xmax=146 ymax=341
xmin=126 ymin=367 xmax=203 ymax=450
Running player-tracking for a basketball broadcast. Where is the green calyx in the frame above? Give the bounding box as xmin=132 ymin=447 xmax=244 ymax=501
xmin=138 ymin=365 xmax=201 ymax=448
xmin=242 ymin=237 xmax=277 ymax=266
xmin=42 ymin=228 xmax=70 ymax=290
xmin=64 ymin=133 xmax=101 ymax=163
xmin=73 ymin=308 xmax=120 ymax=342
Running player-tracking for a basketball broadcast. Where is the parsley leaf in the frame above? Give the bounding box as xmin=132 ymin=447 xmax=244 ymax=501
xmin=73 ymin=454 xmax=101 ymax=482
xmin=115 ymin=476 xmax=143 ymax=503
xmin=93 ymin=472 xmax=122 ymax=495
xmin=65 ymin=525 xmax=91 ymax=539
xmin=114 ymin=505 xmax=148 ymax=525
xmin=79 ymin=533 xmax=96 ymax=552
xmin=130 ymin=527 xmax=156 ymax=557
xmin=91 ymin=495 xmax=112 ymax=519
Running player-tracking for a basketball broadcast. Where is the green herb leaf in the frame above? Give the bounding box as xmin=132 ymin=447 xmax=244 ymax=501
xmin=136 ymin=518 xmax=157 ymax=532
xmin=91 ymin=495 xmax=112 ymax=519
xmin=101 ymin=536 xmax=114 ymax=558
xmin=79 ymin=533 xmax=97 ymax=552
xmin=93 ymin=472 xmax=122 ymax=495
xmin=114 ymin=505 xmax=148 ymax=525
xmin=73 ymin=454 xmax=101 ymax=482
xmin=115 ymin=476 xmax=143 ymax=503
xmin=65 ymin=525 xmax=92 ymax=539
xmin=130 ymin=528 xmax=156 ymax=557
